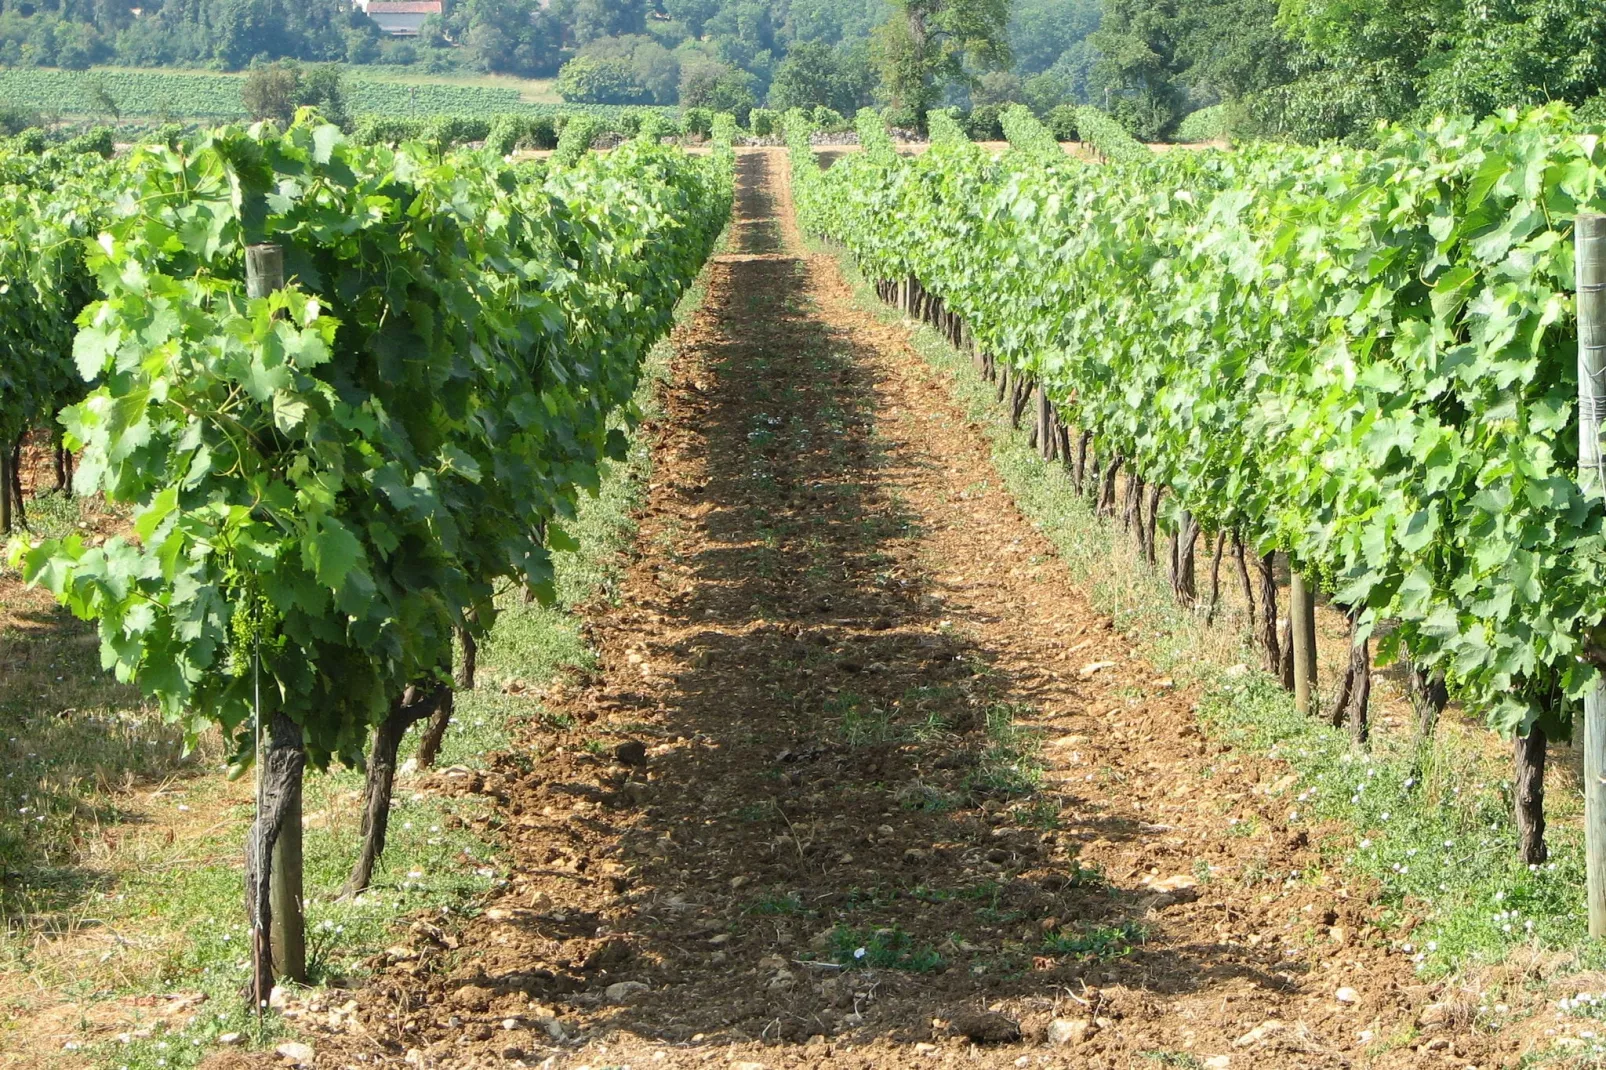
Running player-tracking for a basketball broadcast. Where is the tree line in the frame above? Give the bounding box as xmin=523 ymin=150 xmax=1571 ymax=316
xmin=0 ymin=0 xmax=1598 ymax=140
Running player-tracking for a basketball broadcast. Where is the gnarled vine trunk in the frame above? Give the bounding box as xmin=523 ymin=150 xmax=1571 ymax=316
xmin=343 ymin=681 xmax=453 ymax=897
xmin=1514 ymin=727 xmax=1548 ymax=864
xmin=1253 ymin=551 xmax=1280 ymax=676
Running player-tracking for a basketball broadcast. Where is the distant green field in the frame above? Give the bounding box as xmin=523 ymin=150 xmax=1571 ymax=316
xmin=0 ymin=66 xmax=643 ymax=121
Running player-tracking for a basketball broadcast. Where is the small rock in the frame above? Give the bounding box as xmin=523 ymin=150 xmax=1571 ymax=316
xmin=1423 ymin=1038 xmax=1449 ymax=1052
xmin=465 ymin=1023 xmax=494 ymax=1042
xmin=1336 ymin=987 xmax=1360 ymax=1004
xmin=1203 ymin=1057 xmax=1230 ymax=1070
xmin=732 ymin=1062 xmax=767 ymax=1070
xmin=708 ymin=933 xmax=731 ymax=945
xmin=1329 ymin=926 xmax=1349 ymax=946
xmin=1233 ymin=1021 xmax=1283 ymax=1048
xmin=502 ymin=1017 xmax=522 ymax=1030
xmin=218 ymin=1033 xmax=244 ymax=1046
xmin=268 ymin=986 xmax=292 ymax=1010
xmin=535 ymin=1016 xmax=567 ymax=1041
xmin=500 ymin=1045 xmax=525 ymax=1060
xmin=1147 ymin=874 xmax=1198 ymax=895
xmin=730 ymin=875 xmax=749 ymax=889
xmin=605 ymin=980 xmax=650 ymax=1004
xmin=454 ymin=984 xmax=494 ymax=1011
xmin=914 ymin=1044 xmax=938 ymax=1054
xmin=1418 ymin=1003 xmax=1451 ymax=1027
xmin=947 ymin=1010 xmax=1021 ymax=1044
xmin=1078 ymin=661 xmax=1117 ymax=679
xmin=615 ymin=740 xmax=649 ymax=767
xmin=276 ymin=1042 xmax=315 ymax=1065
xmin=1045 ymin=1018 xmax=1094 ymax=1046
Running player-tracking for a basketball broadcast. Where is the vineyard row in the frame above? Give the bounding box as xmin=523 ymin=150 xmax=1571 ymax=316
xmin=5 ymin=115 xmax=734 ymax=1002
xmin=786 ymin=104 xmax=1606 ymax=871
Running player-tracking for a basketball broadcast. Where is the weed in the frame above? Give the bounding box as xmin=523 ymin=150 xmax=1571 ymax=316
xmin=1041 ymin=921 xmax=1146 ymax=960
xmin=1019 ymin=796 xmax=1063 ymax=829
xmin=744 ymin=893 xmax=808 ymax=916
xmin=827 ymin=925 xmax=944 ymax=972
xmin=1140 ymin=1053 xmax=1202 ymax=1068
xmin=965 ymin=703 xmax=1043 ymax=799
xmin=737 ymin=801 xmax=776 ymax=822
xmin=826 ymin=692 xmax=896 ymax=747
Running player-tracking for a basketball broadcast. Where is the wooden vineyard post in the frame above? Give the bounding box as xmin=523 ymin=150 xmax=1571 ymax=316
xmin=1290 ymin=572 xmax=1316 ymax=715
xmin=245 ymin=241 xmax=308 ymax=988
xmin=1579 ymin=212 xmax=1606 ymax=936
xmin=0 ymin=440 xmax=11 ymax=534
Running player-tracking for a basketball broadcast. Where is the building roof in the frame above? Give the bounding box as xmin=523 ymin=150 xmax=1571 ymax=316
xmin=366 ymin=2 xmax=441 ymax=12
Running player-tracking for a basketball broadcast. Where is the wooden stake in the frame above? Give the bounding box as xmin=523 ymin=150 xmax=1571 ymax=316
xmin=1291 ymin=572 xmax=1316 ymax=715
xmin=245 ymin=241 xmax=305 ymax=989
xmin=0 ymin=439 xmax=12 ymax=535
xmin=1578 ymin=212 xmax=1606 ymax=936
xmin=246 ymin=243 xmax=285 ymax=298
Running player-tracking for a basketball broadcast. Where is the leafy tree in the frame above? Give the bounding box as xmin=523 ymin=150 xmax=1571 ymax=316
xmin=241 ymin=61 xmax=348 ymax=127
xmin=1022 ymin=69 xmax=1070 ymax=111
xmin=680 ymin=58 xmax=758 ymax=121
xmin=1088 ymin=0 xmax=1186 ymax=139
xmin=0 ymin=104 xmax=40 ymax=136
xmin=767 ymin=39 xmax=874 ymax=112
xmin=556 ymin=54 xmax=652 ymax=102
xmin=1416 ymin=0 xmax=1606 ymax=118
xmin=571 ymin=0 xmax=646 ymax=44
xmin=578 ymin=34 xmax=680 ymax=102
xmin=664 ymin=0 xmax=721 ymax=37
xmin=296 ymin=62 xmax=347 ymax=126
xmin=89 ymin=76 xmax=120 ymax=121
xmin=1008 ymin=0 xmax=1098 ymax=74
xmin=242 ymin=61 xmax=300 ymax=124
xmin=780 ymin=0 xmax=889 ymax=43
xmin=870 ymin=0 xmax=1010 ymax=124
xmin=972 ymin=68 xmax=1022 ymax=105
xmin=456 ymin=0 xmax=563 ymax=76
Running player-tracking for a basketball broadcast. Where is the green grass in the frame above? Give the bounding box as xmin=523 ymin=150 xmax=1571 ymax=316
xmin=821 ymin=242 xmax=1595 ymax=981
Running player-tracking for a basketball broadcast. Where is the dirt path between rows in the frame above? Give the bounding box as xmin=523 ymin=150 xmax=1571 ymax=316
xmin=251 ymin=149 xmax=1507 ymax=1070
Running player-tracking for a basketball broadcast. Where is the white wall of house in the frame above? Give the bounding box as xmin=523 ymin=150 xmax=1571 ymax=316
xmin=368 ymin=11 xmax=429 ymax=34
